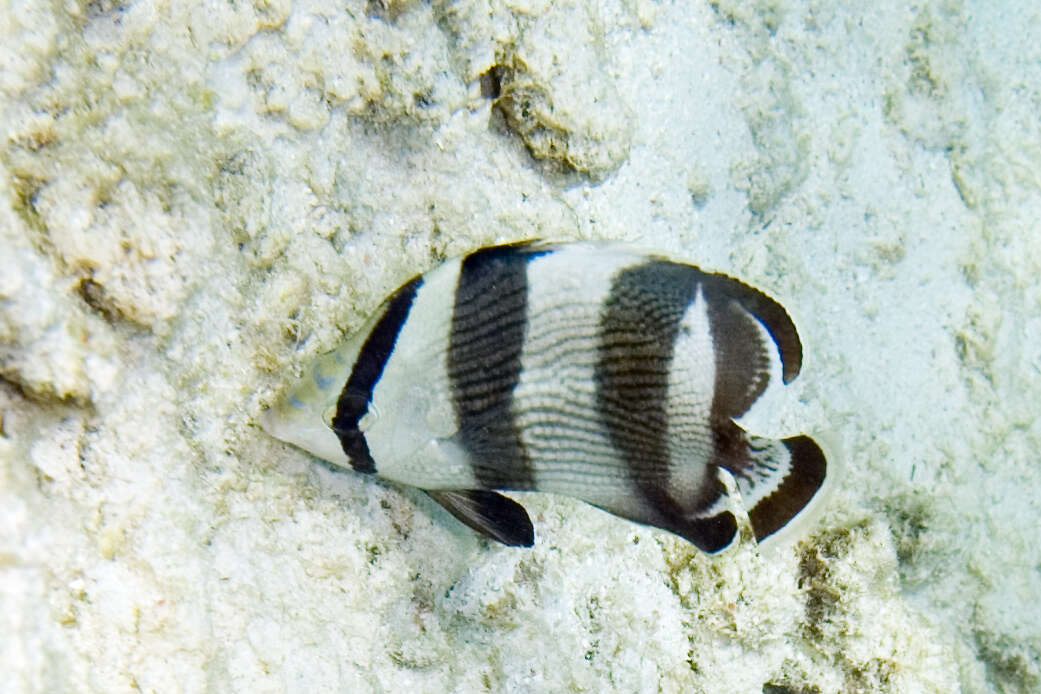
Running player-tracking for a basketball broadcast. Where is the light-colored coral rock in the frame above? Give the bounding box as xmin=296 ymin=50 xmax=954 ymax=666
xmin=2 ymin=0 xmax=1039 ymax=692
xmin=496 ymin=1 xmax=634 ymax=181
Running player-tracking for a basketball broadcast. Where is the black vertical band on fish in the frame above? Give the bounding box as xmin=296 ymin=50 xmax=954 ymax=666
xmin=331 ymin=276 xmax=423 ymax=473
xmin=447 ymin=243 xmax=548 ymax=489
xmin=595 ymin=260 xmax=737 ymax=552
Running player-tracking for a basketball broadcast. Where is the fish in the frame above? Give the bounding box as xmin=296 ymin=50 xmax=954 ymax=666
xmin=260 ymin=240 xmax=828 ymax=551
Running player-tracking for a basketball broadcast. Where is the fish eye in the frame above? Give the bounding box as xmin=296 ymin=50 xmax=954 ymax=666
xmin=322 ymin=388 xmax=373 ymax=429
xmin=339 ymin=388 xmax=371 ymax=412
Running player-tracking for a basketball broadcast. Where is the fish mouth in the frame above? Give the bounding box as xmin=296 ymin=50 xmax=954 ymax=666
xmin=257 ymin=401 xmax=294 ymax=441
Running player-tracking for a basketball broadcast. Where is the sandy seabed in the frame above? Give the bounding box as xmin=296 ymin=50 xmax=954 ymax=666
xmin=2 ymin=1 xmax=1039 ymax=692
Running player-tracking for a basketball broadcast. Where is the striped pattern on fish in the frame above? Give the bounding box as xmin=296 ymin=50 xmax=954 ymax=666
xmin=260 ymin=240 xmax=828 ymax=551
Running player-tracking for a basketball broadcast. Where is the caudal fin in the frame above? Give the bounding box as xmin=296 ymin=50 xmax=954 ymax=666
xmin=731 ymin=433 xmax=828 ymax=544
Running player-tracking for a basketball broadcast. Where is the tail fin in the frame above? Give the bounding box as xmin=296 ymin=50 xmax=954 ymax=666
xmin=731 ymin=433 xmax=829 ymax=545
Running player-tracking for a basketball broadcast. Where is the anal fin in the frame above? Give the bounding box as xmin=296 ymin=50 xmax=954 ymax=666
xmin=426 ymin=489 xmax=535 ymax=547
xmin=589 ymin=494 xmax=739 ymax=554
xmin=673 ymin=510 xmax=739 ymax=553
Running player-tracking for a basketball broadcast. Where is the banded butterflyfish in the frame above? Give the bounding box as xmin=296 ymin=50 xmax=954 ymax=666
xmin=260 ymin=241 xmax=830 ymax=551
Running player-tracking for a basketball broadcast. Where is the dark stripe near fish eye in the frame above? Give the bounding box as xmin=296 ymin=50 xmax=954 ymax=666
xmin=331 ymin=276 xmax=423 ymax=473
xmin=595 ymin=260 xmax=733 ymax=551
xmin=448 ymin=242 xmax=548 ymax=489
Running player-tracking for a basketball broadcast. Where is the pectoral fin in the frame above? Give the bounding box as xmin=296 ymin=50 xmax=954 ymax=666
xmin=426 ymin=489 xmax=535 ymax=547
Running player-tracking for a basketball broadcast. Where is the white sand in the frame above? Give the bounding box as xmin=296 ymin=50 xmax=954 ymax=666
xmin=2 ymin=0 xmax=1039 ymax=691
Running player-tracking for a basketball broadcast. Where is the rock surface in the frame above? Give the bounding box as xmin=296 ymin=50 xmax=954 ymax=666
xmin=2 ymin=0 xmax=1039 ymax=692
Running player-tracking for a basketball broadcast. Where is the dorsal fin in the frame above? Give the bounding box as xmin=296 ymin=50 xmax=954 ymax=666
xmin=699 ymin=272 xmax=802 ymax=384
